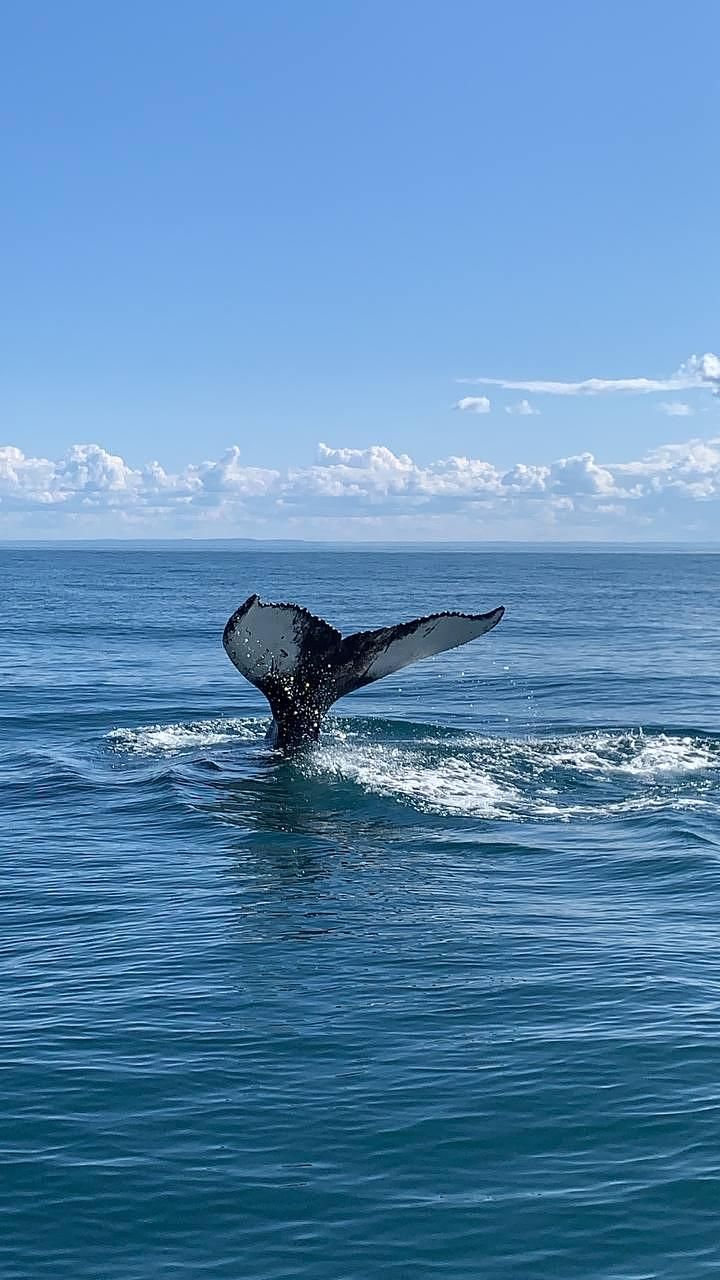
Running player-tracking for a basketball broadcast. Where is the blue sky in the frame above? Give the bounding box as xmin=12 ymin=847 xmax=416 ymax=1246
xmin=1 ymin=0 xmax=719 ymax=538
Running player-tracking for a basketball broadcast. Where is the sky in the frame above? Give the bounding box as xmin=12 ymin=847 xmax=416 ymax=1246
xmin=1 ymin=0 xmax=719 ymax=540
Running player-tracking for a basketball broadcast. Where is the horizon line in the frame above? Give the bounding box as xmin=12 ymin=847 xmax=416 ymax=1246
xmin=2 ymin=537 xmax=719 ymax=551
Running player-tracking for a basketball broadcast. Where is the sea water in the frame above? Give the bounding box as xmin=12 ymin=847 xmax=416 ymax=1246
xmin=2 ymin=545 xmax=720 ymax=1279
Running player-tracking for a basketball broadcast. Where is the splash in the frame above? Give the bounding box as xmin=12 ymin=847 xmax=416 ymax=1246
xmin=103 ymin=715 xmax=718 ymax=823
xmin=308 ymin=742 xmax=518 ymax=817
xmin=303 ymin=724 xmax=719 ymax=821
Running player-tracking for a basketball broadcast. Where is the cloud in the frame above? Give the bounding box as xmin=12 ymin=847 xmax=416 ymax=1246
xmin=462 ymin=375 xmax=687 ymax=396
xmin=2 ymin=435 xmax=720 ymax=539
xmin=678 ymin=352 xmax=720 ymax=393
xmin=505 ymin=400 xmax=540 ymax=416
xmin=459 ymin=352 xmax=720 ymax=397
xmin=659 ymin=402 xmax=694 ymax=417
xmin=0 ymin=443 xmax=279 ymax=519
xmin=454 ymin=395 xmax=491 ymax=414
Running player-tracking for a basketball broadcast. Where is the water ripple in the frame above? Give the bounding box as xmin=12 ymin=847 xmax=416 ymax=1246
xmin=3 ymin=547 xmax=720 ymax=1280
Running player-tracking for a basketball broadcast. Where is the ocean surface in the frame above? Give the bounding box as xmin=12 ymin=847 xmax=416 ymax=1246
xmin=2 ymin=544 xmax=720 ymax=1280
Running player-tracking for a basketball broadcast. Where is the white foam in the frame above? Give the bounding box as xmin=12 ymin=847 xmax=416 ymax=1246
xmin=106 ymin=718 xmax=265 ymax=754
xmin=613 ymin=736 xmax=717 ymax=777
xmin=530 ymin=793 xmax=713 ymax=821
xmin=534 ymin=731 xmax=718 ymax=781
xmin=306 ymin=743 xmax=519 ymax=817
xmin=306 ymin=725 xmax=718 ymax=822
xmin=420 ymin=729 xmax=719 ymax=782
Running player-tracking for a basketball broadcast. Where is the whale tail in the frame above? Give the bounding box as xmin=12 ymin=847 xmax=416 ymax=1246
xmin=223 ymin=594 xmax=504 ymax=751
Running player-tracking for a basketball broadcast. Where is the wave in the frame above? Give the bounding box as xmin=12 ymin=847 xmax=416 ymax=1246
xmin=102 ymin=716 xmax=720 ymax=825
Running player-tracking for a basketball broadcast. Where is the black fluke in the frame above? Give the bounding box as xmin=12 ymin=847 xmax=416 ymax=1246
xmin=223 ymin=594 xmax=504 ymax=751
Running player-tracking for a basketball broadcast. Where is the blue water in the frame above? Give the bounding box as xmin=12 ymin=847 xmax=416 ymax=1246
xmin=2 ymin=546 xmax=720 ymax=1279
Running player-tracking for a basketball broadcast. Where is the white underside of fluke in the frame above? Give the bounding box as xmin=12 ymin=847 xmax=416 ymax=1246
xmin=223 ymin=599 xmax=307 ymax=682
xmin=360 ymin=610 xmax=504 ymax=682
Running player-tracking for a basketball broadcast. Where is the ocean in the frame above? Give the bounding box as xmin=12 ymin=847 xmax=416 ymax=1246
xmin=2 ymin=544 xmax=720 ymax=1279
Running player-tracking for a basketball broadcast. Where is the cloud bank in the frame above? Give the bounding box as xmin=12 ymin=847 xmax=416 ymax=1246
xmin=2 ymin=435 xmax=720 ymax=540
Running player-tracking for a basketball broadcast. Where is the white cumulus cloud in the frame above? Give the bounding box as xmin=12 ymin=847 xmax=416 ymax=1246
xmin=454 ymin=395 xmax=491 ymax=414
xmin=505 ymin=400 xmax=540 ymax=415
xmin=678 ymin=352 xmax=720 ymax=392
xmin=2 ymin=435 xmax=720 ymax=539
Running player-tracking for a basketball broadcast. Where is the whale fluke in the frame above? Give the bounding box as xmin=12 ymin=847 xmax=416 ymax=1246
xmin=223 ymin=594 xmax=504 ymax=751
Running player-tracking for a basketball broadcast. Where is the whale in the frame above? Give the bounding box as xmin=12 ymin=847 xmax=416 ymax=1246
xmin=223 ymin=594 xmax=505 ymax=752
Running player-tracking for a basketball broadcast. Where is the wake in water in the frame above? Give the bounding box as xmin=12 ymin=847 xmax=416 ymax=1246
xmin=105 ymin=717 xmax=720 ymax=823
